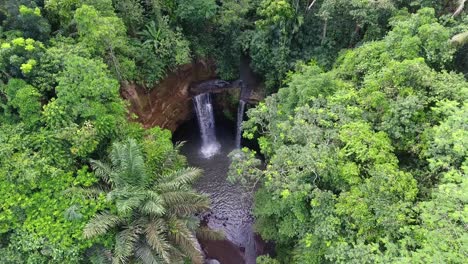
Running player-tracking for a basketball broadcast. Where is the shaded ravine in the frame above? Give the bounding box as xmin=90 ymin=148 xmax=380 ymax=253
xmin=173 ymin=117 xmax=257 ymax=264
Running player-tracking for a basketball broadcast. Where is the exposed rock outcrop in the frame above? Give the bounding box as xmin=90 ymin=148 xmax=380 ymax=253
xmin=200 ymin=238 xmax=244 ymax=264
xmin=190 ymin=79 xmax=242 ymax=95
xmin=121 ymin=59 xmax=264 ymax=132
xmin=121 ymin=62 xmax=216 ymax=131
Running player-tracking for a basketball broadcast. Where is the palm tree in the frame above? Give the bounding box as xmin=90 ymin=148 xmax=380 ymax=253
xmin=83 ymin=139 xmax=220 ymax=264
xmin=139 ymin=20 xmax=163 ymax=53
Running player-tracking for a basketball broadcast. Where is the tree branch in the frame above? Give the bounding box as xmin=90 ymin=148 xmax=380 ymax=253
xmin=453 ymin=0 xmax=466 ymax=17
xmin=307 ymin=0 xmax=318 ymax=11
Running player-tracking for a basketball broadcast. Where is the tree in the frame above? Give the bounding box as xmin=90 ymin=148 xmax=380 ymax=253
xmin=42 ymin=55 xmax=125 ymax=132
xmin=83 ymin=139 xmax=218 ymax=263
xmin=0 ymin=36 xmax=45 ymax=83
xmin=0 ymin=125 xmax=110 ymax=263
xmin=74 ymin=4 xmax=135 ymax=81
xmin=176 ymin=0 xmax=218 ymax=24
xmin=44 ymin=0 xmax=115 ymax=27
xmin=113 ymin=0 xmax=145 ymax=36
xmin=136 ymin=18 xmax=191 ymax=84
xmin=1 ymin=2 xmax=51 ymax=42
xmin=1 ymin=78 xmax=41 ymax=126
xmin=402 ymin=102 xmax=468 ymax=263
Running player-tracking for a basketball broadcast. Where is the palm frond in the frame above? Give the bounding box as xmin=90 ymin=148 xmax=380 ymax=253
xmin=196 ymin=226 xmax=225 ymax=241
xmin=165 ymin=247 xmax=185 ymax=264
xmin=90 ymin=159 xmax=114 ymax=185
xmin=145 ymin=190 xmax=162 ymax=201
xmin=86 ymin=245 xmax=112 ymax=264
xmin=168 ymin=218 xmax=204 ymax=264
xmin=162 ymin=192 xmax=210 ymax=216
xmin=109 ymin=139 xmax=148 ymax=188
xmin=184 ymin=216 xmax=201 ymax=231
xmin=63 ymin=186 xmax=104 ymax=198
xmin=115 ymin=195 xmax=145 ymax=216
xmin=161 ymin=191 xmax=209 ymax=207
xmin=107 ymin=187 xmax=148 ymax=200
xmin=84 ymin=212 xmax=123 ymax=239
xmin=173 ymin=141 xmax=186 ymax=150
xmin=135 ymin=241 xmax=165 ymax=264
xmin=144 ymin=218 xmax=172 ymax=263
xmin=125 ymin=139 xmax=147 ymax=184
xmin=113 ymin=225 xmax=141 ymax=264
xmin=140 ymin=198 xmax=166 ymax=216
xmin=64 ymin=204 xmax=83 ymax=221
xmin=156 ymin=167 xmax=202 ymax=191
xmin=83 ymin=139 xmax=211 ymax=264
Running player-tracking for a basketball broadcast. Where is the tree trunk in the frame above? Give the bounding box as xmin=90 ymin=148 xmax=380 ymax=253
xmin=321 ymin=19 xmax=328 ymax=45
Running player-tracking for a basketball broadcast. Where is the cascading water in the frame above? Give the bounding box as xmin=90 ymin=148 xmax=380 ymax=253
xmin=235 ymin=100 xmax=246 ymax=149
xmin=173 ymin=119 xmax=259 ymax=264
xmin=193 ymin=93 xmax=220 ymax=158
xmin=174 ymin=57 xmax=267 ymax=263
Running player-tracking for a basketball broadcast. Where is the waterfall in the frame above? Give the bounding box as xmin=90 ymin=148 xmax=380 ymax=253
xmin=193 ymin=93 xmax=220 ymax=158
xmin=235 ymin=100 xmax=246 ymax=149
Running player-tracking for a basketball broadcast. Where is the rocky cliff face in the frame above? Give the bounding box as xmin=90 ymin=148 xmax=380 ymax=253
xmin=121 ymin=62 xmax=216 ymax=132
xmin=121 ymin=61 xmax=264 ymax=132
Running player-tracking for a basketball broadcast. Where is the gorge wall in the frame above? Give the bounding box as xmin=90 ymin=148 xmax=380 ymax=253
xmin=121 ymin=62 xmax=216 ymax=132
xmin=121 ymin=60 xmax=265 ymax=132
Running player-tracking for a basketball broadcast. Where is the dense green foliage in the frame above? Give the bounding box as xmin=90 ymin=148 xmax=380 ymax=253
xmin=0 ymin=1 xmax=217 ymax=262
xmin=1 ymin=0 xmax=467 ymax=263
xmin=230 ymin=6 xmax=468 ymax=264
xmin=3 ymin=1 xmax=465 ymax=90
xmin=0 ymin=46 xmax=128 ymax=261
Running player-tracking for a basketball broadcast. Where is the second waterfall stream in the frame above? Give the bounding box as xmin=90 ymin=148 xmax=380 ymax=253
xmin=235 ymin=100 xmax=246 ymax=149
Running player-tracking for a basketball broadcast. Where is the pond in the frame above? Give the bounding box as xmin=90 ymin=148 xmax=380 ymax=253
xmin=173 ymin=113 xmax=258 ymax=264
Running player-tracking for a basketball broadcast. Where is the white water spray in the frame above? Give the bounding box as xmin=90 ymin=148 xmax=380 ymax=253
xmin=193 ymin=93 xmax=220 ymax=158
xmin=235 ymin=100 xmax=246 ymax=149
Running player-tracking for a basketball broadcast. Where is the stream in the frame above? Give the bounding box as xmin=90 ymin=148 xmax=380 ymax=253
xmin=173 ymin=114 xmax=258 ymax=264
